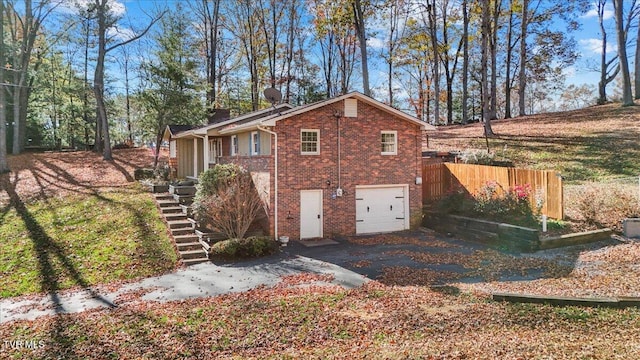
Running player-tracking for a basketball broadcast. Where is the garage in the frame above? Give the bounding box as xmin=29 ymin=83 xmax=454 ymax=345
xmin=355 ymin=185 xmax=409 ymax=234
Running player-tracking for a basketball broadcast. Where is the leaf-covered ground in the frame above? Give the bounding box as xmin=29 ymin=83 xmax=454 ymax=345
xmin=1 ymin=280 xmax=639 ymax=359
xmin=426 ymin=103 xmax=640 ymax=182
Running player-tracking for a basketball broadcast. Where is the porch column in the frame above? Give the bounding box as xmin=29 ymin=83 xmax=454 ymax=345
xmin=203 ymin=135 xmax=210 ymax=169
xmin=193 ymin=138 xmax=198 ymax=177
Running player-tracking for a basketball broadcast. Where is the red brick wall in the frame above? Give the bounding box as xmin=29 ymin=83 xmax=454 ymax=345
xmin=274 ymin=100 xmax=423 ymax=239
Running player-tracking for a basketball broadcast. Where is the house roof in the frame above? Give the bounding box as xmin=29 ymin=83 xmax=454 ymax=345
xmin=218 ymin=92 xmax=435 ymax=135
xmin=167 ymin=104 xmax=294 ymax=140
xmin=165 ymin=92 xmax=434 ymax=140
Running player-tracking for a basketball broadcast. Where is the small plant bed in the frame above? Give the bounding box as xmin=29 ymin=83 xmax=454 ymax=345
xmin=427 ymin=181 xmax=617 ymax=251
xmin=209 ymin=236 xmax=279 ymax=260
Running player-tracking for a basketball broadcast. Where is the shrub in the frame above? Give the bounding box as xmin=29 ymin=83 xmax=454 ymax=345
xmin=193 ymin=164 xmax=267 ymax=240
xmin=134 ymin=168 xmax=155 ymax=180
xmin=457 ymin=149 xmax=495 ymax=165
xmin=438 ymin=181 xmax=540 ymax=227
xmin=210 ymin=236 xmax=278 ymax=258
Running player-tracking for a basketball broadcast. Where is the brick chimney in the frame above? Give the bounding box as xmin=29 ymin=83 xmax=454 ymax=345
xmin=208 ymin=109 xmax=231 ymax=124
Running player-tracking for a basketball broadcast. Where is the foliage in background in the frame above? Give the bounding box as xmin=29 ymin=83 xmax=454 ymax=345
xmin=439 ymin=182 xmax=541 ymax=228
xmin=193 ymin=164 xmax=267 ymax=240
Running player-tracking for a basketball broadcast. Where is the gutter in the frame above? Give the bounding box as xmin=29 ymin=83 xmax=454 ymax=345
xmin=257 ymin=126 xmax=279 ymax=240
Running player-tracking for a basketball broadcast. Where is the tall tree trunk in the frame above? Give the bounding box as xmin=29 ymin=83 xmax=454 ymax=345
xmin=504 ymin=2 xmax=514 ymax=119
xmin=95 ymin=0 xmax=113 ymax=160
xmin=428 ymin=1 xmax=440 ymax=124
xmin=635 ymin=12 xmax=640 ymax=99
xmin=0 ymin=0 xmax=8 ymax=172
xmin=518 ymin=0 xmax=528 ymax=116
xmin=481 ymin=0 xmax=494 ymax=136
xmin=353 ymin=0 xmax=370 ymax=96
xmin=284 ymin=0 xmax=296 ymax=103
xmin=613 ymin=0 xmax=633 ymax=106
xmin=83 ymin=14 xmax=91 ymax=150
xmin=124 ymin=53 xmax=132 ymax=143
xmin=598 ymin=0 xmax=609 ymax=105
xmin=488 ymin=0 xmax=499 ymax=120
xmin=462 ymin=0 xmax=469 ymax=124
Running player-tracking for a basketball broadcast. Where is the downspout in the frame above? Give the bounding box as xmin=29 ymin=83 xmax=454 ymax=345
xmin=257 ymin=126 xmax=278 ymax=240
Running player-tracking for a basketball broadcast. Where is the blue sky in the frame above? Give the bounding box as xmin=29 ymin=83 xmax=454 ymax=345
xmin=84 ymin=0 xmax=628 ymax=95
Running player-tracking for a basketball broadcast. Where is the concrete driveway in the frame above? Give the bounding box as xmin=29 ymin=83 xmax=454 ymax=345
xmin=2 ymin=228 xmax=603 ymax=324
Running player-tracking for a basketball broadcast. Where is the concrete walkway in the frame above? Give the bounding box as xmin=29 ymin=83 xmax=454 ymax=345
xmin=0 ymin=255 xmax=368 ymax=324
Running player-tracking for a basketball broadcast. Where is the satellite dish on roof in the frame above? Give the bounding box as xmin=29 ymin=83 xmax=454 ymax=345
xmin=263 ymin=87 xmax=282 ymax=105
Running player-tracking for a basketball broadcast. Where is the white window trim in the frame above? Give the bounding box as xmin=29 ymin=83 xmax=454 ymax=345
xmin=381 ymin=130 xmax=397 ymax=155
xmin=251 ymin=131 xmax=260 ymax=155
xmin=300 ymin=129 xmax=320 ymax=155
xmin=208 ymin=139 xmax=216 ymax=164
xmin=231 ymin=135 xmax=238 ymax=156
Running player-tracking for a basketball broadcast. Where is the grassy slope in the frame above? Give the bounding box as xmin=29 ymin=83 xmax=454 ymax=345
xmin=426 ymin=103 xmax=640 ymax=182
xmin=0 ymin=149 xmax=177 ymax=298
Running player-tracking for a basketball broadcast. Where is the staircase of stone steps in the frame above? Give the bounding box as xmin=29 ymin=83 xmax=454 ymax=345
xmin=153 ymin=189 xmax=209 ymax=266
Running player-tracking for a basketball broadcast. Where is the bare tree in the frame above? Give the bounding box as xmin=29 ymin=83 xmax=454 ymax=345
xmin=612 ymin=0 xmax=635 ymax=106
xmin=353 ymin=0 xmax=370 ymax=96
xmin=481 ymin=0 xmax=494 ymax=135
xmin=5 ymin=0 xmax=58 ymax=154
xmin=0 ymin=0 xmax=8 ymax=172
xmin=597 ymin=0 xmax=619 ymax=104
xmin=461 ymin=0 xmax=469 ymax=124
xmin=518 ymin=0 xmax=529 ymax=116
xmin=90 ymin=0 xmax=163 ymax=160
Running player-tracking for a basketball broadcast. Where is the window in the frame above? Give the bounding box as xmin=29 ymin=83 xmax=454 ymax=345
xmin=208 ymin=139 xmax=222 ymax=163
xmin=251 ymin=131 xmax=260 ymax=155
xmin=301 ymin=129 xmax=319 ymax=155
xmin=231 ymin=135 xmax=238 ymax=156
xmin=381 ymin=131 xmax=397 ymax=155
xmin=169 ymin=140 xmax=176 ymax=158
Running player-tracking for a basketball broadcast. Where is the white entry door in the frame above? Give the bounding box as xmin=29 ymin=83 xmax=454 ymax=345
xmin=300 ymin=190 xmax=323 ymax=239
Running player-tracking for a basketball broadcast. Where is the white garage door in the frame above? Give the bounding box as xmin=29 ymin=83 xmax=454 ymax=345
xmin=355 ymin=186 xmax=408 ymax=234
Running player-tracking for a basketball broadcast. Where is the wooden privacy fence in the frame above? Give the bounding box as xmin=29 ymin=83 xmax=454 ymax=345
xmin=422 ymin=162 xmax=564 ymax=219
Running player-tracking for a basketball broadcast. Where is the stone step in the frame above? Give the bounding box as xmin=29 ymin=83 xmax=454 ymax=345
xmin=157 ymin=200 xmax=179 ymax=208
xmin=165 ymin=213 xmax=187 ymax=222
xmin=154 ymin=193 xmax=174 ymax=201
xmin=161 ymin=206 xmax=184 ymax=214
xmin=172 ymin=194 xmax=194 ymax=205
xmin=180 ymin=249 xmax=208 ymax=260
xmin=167 ymin=219 xmax=193 ymax=230
xmin=183 ymin=257 xmax=208 ymax=266
xmin=174 ymin=234 xmax=199 ymax=243
xmin=172 ymin=228 xmax=195 ymax=236
xmin=176 ymin=241 xmax=202 ymax=251
xmin=169 ymin=185 xmax=197 ymax=196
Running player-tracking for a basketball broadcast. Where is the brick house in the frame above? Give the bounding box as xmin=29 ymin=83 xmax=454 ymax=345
xmin=164 ymin=92 xmax=434 ymax=240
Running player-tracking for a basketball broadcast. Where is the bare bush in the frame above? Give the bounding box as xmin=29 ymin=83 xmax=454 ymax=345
xmin=194 ymin=165 xmax=267 ymax=240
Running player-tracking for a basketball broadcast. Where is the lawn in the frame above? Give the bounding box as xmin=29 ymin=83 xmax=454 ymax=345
xmin=1 ymin=282 xmax=639 ymax=359
xmin=0 ymin=184 xmax=177 ymax=298
xmin=427 ymin=103 xmax=640 ymax=183
xmin=0 ymin=148 xmax=178 ymax=298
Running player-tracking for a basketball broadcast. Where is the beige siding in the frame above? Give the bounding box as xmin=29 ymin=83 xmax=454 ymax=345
xmin=196 ymin=138 xmax=204 ymax=175
xmin=259 ymin=131 xmax=271 ymax=155
xmin=234 ymin=131 xmax=271 ymax=157
xmin=237 ymin=133 xmax=250 ymax=156
xmin=176 ymin=138 xmax=193 ymax=178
